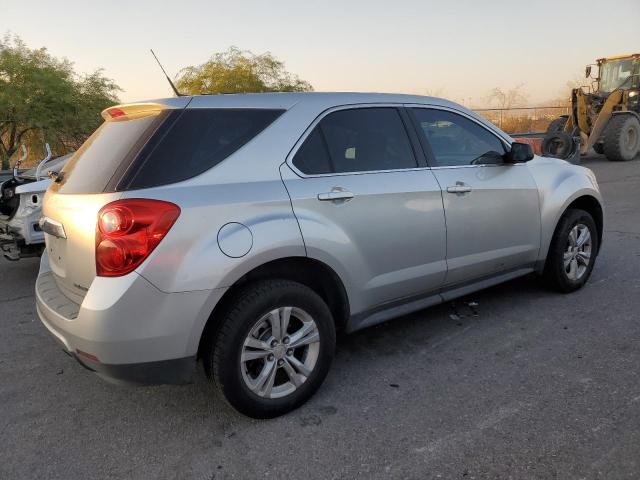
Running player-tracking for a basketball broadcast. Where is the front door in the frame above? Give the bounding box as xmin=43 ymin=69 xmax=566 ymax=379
xmin=410 ymin=107 xmax=541 ymax=286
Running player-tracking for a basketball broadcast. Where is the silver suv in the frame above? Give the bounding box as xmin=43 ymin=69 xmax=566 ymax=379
xmin=36 ymin=93 xmax=603 ymax=418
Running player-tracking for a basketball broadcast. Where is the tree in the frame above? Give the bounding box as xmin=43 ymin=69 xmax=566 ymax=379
xmin=176 ymin=47 xmax=313 ymax=95
xmin=550 ymin=76 xmax=587 ymax=107
xmin=0 ymin=35 xmax=120 ymax=170
xmin=486 ymin=84 xmax=529 ymax=109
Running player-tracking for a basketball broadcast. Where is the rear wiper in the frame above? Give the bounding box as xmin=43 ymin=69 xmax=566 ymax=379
xmin=48 ymin=171 xmax=64 ymax=183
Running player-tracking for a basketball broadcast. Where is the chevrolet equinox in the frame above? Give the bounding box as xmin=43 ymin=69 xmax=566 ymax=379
xmin=36 ymin=93 xmax=604 ymax=418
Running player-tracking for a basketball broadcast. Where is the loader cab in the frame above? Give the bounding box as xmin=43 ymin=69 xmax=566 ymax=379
xmin=592 ymin=55 xmax=640 ymax=94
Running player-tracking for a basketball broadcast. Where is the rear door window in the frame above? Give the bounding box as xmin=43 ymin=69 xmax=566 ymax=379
xmin=291 ymin=127 xmax=333 ymax=175
xmin=293 ymin=107 xmax=417 ymax=175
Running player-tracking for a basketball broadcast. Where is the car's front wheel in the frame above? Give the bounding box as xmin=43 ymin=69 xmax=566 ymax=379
xmin=207 ymin=279 xmax=336 ymax=418
xmin=543 ymin=208 xmax=598 ymax=292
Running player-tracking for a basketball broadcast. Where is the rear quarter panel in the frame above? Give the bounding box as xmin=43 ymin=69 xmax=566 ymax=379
xmin=126 ymin=99 xmax=349 ymax=294
xmin=127 ymin=180 xmax=306 ymax=293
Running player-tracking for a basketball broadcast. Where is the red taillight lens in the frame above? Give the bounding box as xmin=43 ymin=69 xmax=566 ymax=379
xmin=96 ymin=199 xmax=180 ymax=277
xmin=98 ymin=206 xmax=133 ymax=235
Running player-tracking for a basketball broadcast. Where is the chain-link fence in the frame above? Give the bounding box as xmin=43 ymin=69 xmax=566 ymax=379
xmin=474 ymin=106 xmax=570 ymax=135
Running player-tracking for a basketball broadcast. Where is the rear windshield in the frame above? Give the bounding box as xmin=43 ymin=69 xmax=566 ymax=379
xmin=52 ymin=113 xmax=164 ymax=194
xmin=53 ymin=108 xmax=284 ymax=194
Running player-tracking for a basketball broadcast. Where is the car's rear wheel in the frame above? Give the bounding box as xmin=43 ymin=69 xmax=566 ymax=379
xmin=543 ymin=209 xmax=598 ymax=292
xmin=207 ymin=279 xmax=335 ymax=418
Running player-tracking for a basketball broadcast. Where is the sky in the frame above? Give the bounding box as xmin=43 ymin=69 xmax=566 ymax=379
xmin=2 ymin=0 xmax=639 ymax=107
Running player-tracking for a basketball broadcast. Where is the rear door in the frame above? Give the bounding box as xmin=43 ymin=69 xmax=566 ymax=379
xmin=410 ymin=107 xmax=541 ymax=286
xmin=281 ymin=106 xmax=447 ymax=314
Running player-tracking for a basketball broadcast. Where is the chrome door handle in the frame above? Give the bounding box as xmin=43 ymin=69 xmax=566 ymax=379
xmin=446 ymin=183 xmax=472 ymax=194
xmin=317 ymin=191 xmax=354 ymax=201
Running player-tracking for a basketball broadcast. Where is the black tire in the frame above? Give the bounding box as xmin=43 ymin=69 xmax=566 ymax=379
xmin=546 ymin=116 xmax=568 ymax=134
xmin=592 ymin=143 xmax=604 ymax=155
xmin=543 ymin=209 xmax=598 ymax=293
xmin=206 ymin=279 xmax=336 ymax=418
xmin=603 ymin=115 xmax=640 ymax=161
xmin=542 ymin=131 xmax=574 ymax=159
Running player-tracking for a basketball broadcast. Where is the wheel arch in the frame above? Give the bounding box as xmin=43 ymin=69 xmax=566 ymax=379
xmin=611 ymin=110 xmax=640 ymax=122
xmin=196 ymin=256 xmax=350 ymax=360
xmin=563 ymin=195 xmax=604 ymax=252
xmin=541 ymin=193 xmax=604 ymax=268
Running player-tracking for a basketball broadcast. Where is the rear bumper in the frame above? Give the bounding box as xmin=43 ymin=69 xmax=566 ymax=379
xmin=39 ymin=311 xmax=196 ymax=385
xmin=72 ymin=351 xmax=196 ymax=385
xmin=35 ymin=252 xmax=226 ymax=384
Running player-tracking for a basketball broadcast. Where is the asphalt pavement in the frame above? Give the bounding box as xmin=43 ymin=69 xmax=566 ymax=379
xmin=1 ymin=154 xmax=639 ymax=479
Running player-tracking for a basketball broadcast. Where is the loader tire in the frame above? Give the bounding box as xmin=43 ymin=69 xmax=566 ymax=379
xmin=603 ymin=115 xmax=640 ymax=161
xmin=546 ymin=116 xmax=568 ymax=134
xmin=542 ymin=131 xmax=573 ymax=159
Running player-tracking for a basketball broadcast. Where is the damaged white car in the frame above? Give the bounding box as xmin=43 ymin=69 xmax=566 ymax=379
xmin=0 ymin=146 xmax=71 ymax=261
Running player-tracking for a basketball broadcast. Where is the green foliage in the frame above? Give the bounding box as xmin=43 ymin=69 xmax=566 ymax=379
xmin=176 ymin=46 xmax=313 ymax=95
xmin=0 ymin=34 xmax=120 ymax=169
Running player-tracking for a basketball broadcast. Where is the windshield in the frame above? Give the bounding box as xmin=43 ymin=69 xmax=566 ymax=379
xmin=599 ymin=58 xmax=639 ymax=92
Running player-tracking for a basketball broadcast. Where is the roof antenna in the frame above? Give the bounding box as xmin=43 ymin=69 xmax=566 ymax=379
xmin=150 ymin=49 xmax=184 ymax=97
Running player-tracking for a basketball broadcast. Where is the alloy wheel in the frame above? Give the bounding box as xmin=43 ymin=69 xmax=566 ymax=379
xmin=564 ymin=223 xmax=592 ymax=281
xmin=241 ymin=306 xmax=320 ymax=399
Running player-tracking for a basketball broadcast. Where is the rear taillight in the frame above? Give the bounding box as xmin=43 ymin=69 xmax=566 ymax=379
xmin=96 ymin=199 xmax=180 ymax=277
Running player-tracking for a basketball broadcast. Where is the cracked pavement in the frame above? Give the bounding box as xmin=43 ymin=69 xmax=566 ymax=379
xmin=0 ymin=154 xmax=639 ymax=479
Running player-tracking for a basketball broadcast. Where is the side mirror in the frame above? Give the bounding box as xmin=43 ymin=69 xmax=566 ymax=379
xmin=506 ymin=142 xmax=534 ymax=163
xmin=585 ymin=65 xmax=592 ymax=78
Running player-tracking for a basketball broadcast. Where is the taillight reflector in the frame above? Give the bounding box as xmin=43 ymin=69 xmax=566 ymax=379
xmin=76 ymin=349 xmax=100 ymax=362
xmin=96 ymin=199 xmax=180 ymax=277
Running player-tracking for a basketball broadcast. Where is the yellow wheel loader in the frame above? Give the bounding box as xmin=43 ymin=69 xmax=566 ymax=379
xmin=545 ymin=53 xmax=640 ymax=162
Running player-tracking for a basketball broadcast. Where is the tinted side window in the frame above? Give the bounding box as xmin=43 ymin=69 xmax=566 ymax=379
xmin=123 ymin=108 xmax=284 ymax=190
xmin=292 ymin=128 xmax=333 ymax=175
xmin=293 ymin=108 xmax=416 ymax=174
xmin=412 ymin=109 xmax=506 ymax=167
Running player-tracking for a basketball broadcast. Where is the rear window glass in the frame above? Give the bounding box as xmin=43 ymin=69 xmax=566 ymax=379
xmin=53 ymin=113 xmax=164 ymax=194
xmin=122 ymin=108 xmax=284 ymax=190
